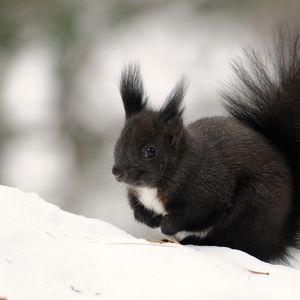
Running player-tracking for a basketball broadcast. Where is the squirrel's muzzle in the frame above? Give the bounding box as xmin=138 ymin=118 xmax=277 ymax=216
xmin=112 ymin=166 xmax=125 ymax=182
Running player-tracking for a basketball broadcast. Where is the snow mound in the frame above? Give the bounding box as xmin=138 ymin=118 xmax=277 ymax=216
xmin=0 ymin=185 xmax=300 ymax=300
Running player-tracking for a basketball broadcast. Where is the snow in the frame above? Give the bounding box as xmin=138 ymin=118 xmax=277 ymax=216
xmin=0 ymin=185 xmax=300 ymax=300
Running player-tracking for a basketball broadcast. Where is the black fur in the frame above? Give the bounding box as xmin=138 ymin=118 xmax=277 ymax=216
xmin=120 ymin=64 xmax=148 ymax=119
xmin=113 ymin=32 xmax=300 ymax=262
xmin=159 ymin=79 xmax=186 ymax=122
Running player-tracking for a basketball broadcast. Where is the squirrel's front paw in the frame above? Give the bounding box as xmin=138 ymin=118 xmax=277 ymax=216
xmin=133 ymin=207 xmax=162 ymax=228
xmin=161 ymin=215 xmax=183 ymax=236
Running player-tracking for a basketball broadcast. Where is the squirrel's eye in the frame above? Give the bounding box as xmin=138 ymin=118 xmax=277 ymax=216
xmin=143 ymin=146 xmax=157 ymax=159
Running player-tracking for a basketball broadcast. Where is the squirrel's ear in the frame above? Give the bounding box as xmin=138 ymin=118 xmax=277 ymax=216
xmin=159 ymin=79 xmax=186 ymax=123
xmin=119 ymin=63 xmax=148 ymax=119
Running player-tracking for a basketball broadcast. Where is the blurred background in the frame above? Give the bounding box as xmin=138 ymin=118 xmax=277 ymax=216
xmin=0 ymin=0 xmax=299 ymax=240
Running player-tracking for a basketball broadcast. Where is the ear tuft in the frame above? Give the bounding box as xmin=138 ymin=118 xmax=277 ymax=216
xmin=159 ymin=78 xmax=186 ymax=122
xmin=119 ymin=63 xmax=148 ymax=118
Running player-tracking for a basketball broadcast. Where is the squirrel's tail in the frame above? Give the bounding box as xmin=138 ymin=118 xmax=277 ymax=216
xmin=223 ymin=30 xmax=300 ymax=250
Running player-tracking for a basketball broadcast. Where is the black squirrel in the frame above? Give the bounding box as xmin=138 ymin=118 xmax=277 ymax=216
xmin=112 ymin=31 xmax=300 ymax=262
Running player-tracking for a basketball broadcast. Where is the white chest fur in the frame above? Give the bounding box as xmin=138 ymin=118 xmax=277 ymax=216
xmin=135 ymin=187 xmax=167 ymax=216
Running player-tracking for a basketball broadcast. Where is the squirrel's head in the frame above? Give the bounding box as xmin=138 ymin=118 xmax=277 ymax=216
xmin=112 ymin=64 xmax=186 ymax=187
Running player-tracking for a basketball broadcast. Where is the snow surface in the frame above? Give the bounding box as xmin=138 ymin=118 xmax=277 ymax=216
xmin=0 ymin=185 xmax=300 ymax=300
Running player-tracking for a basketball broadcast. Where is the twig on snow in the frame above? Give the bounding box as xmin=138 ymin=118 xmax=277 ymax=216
xmin=247 ymin=269 xmax=270 ymax=275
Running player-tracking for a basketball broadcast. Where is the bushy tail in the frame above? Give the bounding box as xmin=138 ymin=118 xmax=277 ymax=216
xmin=223 ymin=30 xmax=300 ymax=247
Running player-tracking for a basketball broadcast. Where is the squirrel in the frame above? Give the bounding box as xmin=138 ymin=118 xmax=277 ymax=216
xmin=112 ymin=31 xmax=300 ymax=262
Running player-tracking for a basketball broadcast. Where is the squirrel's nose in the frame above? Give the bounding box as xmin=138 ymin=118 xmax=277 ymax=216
xmin=112 ymin=166 xmax=125 ymax=181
